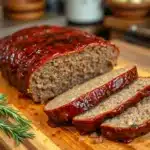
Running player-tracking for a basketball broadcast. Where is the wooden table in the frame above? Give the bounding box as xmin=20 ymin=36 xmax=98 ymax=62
xmin=0 ymin=40 xmax=150 ymax=150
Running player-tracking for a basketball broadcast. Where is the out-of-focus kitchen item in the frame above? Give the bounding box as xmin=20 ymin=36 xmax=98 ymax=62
xmin=4 ymin=0 xmax=46 ymax=20
xmin=124 ymin=22 xmax=150 ymax=48
xmin=107 ymin=0 xmax=150 ymax=19
xmin=104 ymin=0 xmax=113 ymax=16
xmin=129 ymin=23 xmax=150 ymax=38
xmin=46 ymin=0 xmax=59 ymax=12
xmin=66 ymin=0 xmax=104 ymax=25
xmin=0 ymin=2 xmax=3 ymax=20
xmin=46 ymin=0 xmax=64 ymax=14
xmin=104 ymin=15 xmax=150 ymax=39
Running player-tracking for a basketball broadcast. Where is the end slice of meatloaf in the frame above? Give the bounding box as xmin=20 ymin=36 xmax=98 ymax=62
xmin=73 ymin=78 xmax=150 ymax=133
xmin=0 ymin=25 xmax=119 ymax=103
xmin=44 ymin=65 xmax=138 ymax=124
xmin=101 ymin=95 xmax=150 ymax=143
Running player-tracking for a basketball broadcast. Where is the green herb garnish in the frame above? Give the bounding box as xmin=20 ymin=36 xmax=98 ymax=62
xmin=0 ymin=93 xmax=34 ymax=145
xmin=0 ymin=104 xmax=31 ymax=127
xmin=0 ymin=93 xmax=7 ymax=103
xmin=0 ymin=120 xmax=34 ymax=145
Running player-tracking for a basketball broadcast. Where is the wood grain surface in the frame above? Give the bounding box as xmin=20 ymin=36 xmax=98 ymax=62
xmin=0 ymin=40 xmax=150 ymax=150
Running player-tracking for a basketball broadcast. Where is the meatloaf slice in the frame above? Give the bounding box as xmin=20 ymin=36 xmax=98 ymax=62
xmin=101 ymin=95 xmax=150 ymax=143
xmin=73 ymin=78 xmax=150 ymax=133
xmin=44 ymin=66 xmax=138 ymax=124
xmin=0 ymin=25 xmax=119 ymax=103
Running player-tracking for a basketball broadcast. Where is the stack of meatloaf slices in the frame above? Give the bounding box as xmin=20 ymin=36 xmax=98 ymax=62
xmin=45 ymin=65 xmax=150 ymax=143
xmin=0 ymin=26 xmax=149 ymax=143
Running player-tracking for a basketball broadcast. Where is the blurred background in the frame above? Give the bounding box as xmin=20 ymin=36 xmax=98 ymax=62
xmin=0 ymin=0 xmax=150 ymax=47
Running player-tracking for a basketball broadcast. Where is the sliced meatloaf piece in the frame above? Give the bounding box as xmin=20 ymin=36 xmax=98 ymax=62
xmin=0 ymin=25 xmax=119 ymax=103
xmin=101 ymin=96 xmax=150 ymax=143
xmin=44 ymin=66 xmax=138 ymax=124
xmin=73 ymin=78 xmax=150 ymax=133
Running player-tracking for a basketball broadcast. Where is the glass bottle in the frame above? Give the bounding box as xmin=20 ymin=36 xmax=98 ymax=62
xmin=66 ymin=0 xmax=104 ymax=25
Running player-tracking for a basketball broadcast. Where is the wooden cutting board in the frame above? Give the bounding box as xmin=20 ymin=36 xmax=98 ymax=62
xmin=0 ymin=40 xmax=150 ymax=150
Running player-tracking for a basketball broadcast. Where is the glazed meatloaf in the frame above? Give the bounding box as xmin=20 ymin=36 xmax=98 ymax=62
xmin=73 ymin=78 xmax=150 ymax=133
xmin=44 ymin=66 xmax=138 ymax=124
xmin=0 ymin=25 xmax=119 ymax=103
xmin=101 ymin=95 xmax=150 ymax=143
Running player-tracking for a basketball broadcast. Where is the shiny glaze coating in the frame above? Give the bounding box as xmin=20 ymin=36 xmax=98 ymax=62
xmin=45 ymin=66 xmax=138 ymax=125
xmin=74 ymin=80 xmax=150 ymax=134
xmin=0 ymin=25 xmax=119 ymax=96
xmin=101 ymin=120 xmax=150 ymax=143
xmin=101 ymin=86 xmax=150 ymax=143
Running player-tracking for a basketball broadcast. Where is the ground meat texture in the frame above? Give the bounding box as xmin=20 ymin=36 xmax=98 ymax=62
xmin=44 ymin=66 xmax=137 ymax=124
xmin=0 ymin=25 xmax=119 ymax=103
xmin=101 ymin=96 xmax=150 ymax=143
xmin=73 ymin=78 xmax=150 ymax=133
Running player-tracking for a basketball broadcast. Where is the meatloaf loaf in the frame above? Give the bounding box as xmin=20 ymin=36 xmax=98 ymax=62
xmin=44 ymin=66 xmax=137 ymax=124
xmin=0 ymin=25 xmax=119 ymax=103
xmin=73 ymin=78 xmax=150 ymax=133
xmin=101 ymin=95 xmax=150 ymax=143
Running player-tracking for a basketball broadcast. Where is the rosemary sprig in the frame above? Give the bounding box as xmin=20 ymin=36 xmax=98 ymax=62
xmin=0 ymin=94 xmax=7 ymax=104
xmin=0 ymin=105 xmax=31 ymax=127
xmin=0 ymin=119 xmax=34 ymax=145
xmin=0 ymin=93 xmax=34 ymax=144
xmin=0 ymin=93 xmax=31 ymax=127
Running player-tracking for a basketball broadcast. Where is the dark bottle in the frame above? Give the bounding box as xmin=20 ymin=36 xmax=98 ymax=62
xmin=46 ymin=0 xmax=64 ymax=14
xmin=104 ymin=1 xmax=112 ymax=16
